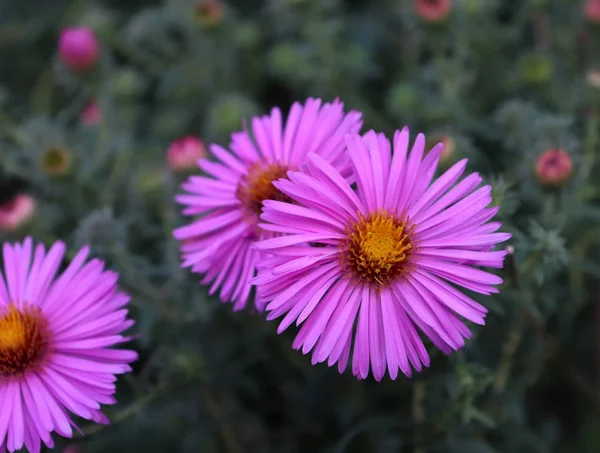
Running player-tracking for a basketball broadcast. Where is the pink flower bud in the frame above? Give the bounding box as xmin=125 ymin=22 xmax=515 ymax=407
xmin=167 ymin=136 xmax=207 ymax=172
xmin=535 ymin=149 xmax=573 ymax=187
xmin=195 ymin=0 xmax=224 ymax=27
xmin=415 ymin=0 xmax=452 ymax=23
xmin=58 ymin=27 xmax=100 ymax=71
xmin=585 ymin=0 xmax=600 ymax=23
xmin=0 ymin=194 xmax=36 ymax=232
xmin=80 ymin=101 xmax=101 ymax=126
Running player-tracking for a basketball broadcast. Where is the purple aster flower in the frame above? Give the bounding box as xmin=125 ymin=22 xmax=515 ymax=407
xmin=254 ymin=129 xmax=511 ymax=381
xmin=173 ymin=98 xmax=363 ymax=311
xmin=0 ymin=238 xmax=137 ymax=453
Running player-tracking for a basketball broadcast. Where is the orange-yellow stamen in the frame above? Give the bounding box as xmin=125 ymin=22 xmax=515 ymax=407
xmin=236 ymin=162 xmax=293 ymax=220
xmin=341 ymin=211 xmax=414 ymax=286
xmin=0 ymin=304 xmax=49 ymax=377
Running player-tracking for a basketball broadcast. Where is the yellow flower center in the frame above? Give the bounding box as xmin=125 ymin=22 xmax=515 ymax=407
xmin=236 ymin=162 xmax=294 ymax=220
xmin=341 ymin=211 xmax=414 ymax=286
xmin=0 ymin=304 xmax=49 ymax=377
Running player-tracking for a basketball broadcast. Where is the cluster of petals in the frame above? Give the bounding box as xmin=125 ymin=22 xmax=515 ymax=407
xmin=173 ymin=98 xmax=363 ymax=311
xmin=0 ymin=238 xmax=137 ymax=453
xmin=253 ymin=129 xmax=510 ymax=380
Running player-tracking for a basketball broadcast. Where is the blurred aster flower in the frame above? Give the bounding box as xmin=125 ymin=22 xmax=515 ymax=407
xmin=415 ymin=0 xmax=452 ymax=23
xmin=58 ymin=27 xmax=100 ymax=72
xmin=0 ymin=238 xmax=137 ymax=452
xmin=167 ymin=136 xmax=207 ymax=172
xmin=254 ymin=129 xmax=510 ymax=380
xmin=0 ymin=194 xmax=36 ymax=232
xmin=173 ymin=98 xmax=363 ymax=311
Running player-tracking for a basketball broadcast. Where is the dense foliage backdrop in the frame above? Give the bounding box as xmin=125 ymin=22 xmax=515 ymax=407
xmin=1 ymin=0 xmax=600 ymax=452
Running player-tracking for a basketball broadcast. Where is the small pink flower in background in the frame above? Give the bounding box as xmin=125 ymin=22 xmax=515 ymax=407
xmin=536 ymin=149 xmax=573 ymax=187
xmin=195 ymin=0 xmax=224 ymax=27
xmin=254 ymin=129 xmax=510 ymax=380
xmin=167 ymin=136 xmax=207 ymax=172
xmin=0 ymin=238 xmax=137 ymax=453
xmin=0 ymin=194 xmax=36 ymax=232
xmin=173 ymin=98 xmax=363 ymax=312
xmin=80 ymin=101 xmax=101 ymax=126
xmin=415 ymin=0 xmax=452 ymax=23
xmin=585 ymin=0 xmax=600 ymax=23
xmin=58 ymin=27 xmax=100 ymax=71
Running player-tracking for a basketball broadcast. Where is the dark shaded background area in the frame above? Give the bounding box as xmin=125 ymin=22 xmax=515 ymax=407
xmin=1 ymin=0 xmax=599 ymax=452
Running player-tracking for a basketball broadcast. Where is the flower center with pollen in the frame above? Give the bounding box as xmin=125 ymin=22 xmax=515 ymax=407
xmin=236 ymin=162 xmax=294 ymax=220
xmin=0 ymin=304 xmax=49 ymax=377
xmin=341 ymin=211 xmax=414 ymax=287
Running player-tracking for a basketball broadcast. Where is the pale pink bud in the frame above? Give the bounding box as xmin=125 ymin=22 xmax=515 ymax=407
xmin=0 ymin=194 xmax=36 ymax=232
xmin=167 ymin=136 xmax=207 ymax=171
xmin=535 ymin=149 xmax=573 ymax=187
xmin=80 ymin=101 xmax=101 ymax=126
xmin=58 ymin=27 xmax=100 ymax=71
xmin=415 ymin=0 xmax=452 ymax=23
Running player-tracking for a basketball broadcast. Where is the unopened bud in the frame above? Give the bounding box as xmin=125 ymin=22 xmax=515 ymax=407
xmin=535 ymin=149 xmax=573 ymax=187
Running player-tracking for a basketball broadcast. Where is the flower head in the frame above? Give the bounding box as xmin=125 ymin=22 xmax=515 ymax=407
xmin=0 ymin=195 xmax=36 ymax=232
xmin=0 ymin=238 xmax=137 ymax=452
xmin=254 ymin=129 xmax=510 ymax=380
xmin=167 ymin=136 xmax=207 ymax=172
xmin=58 ymin=27 xmax=100 ymax=71
xmin=415 ymin=0 xmax=452 ymax=23
xmin=535 ymin=148 xmax=573 ymax=187
xmin=173 ymin=98 xmax=362 ymax=311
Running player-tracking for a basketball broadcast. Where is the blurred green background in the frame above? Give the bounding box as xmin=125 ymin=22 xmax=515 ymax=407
xmin=1 ymin=0 xmax=600 ymax=452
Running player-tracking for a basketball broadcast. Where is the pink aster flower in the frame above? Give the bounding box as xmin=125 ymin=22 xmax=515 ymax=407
xmin=254 ymin=129 xmax=511 ymax=380
xmin=173 ymin=98 xmax=363 ymax=311
xmin=0 ymin=238 xmax=137 ymax=453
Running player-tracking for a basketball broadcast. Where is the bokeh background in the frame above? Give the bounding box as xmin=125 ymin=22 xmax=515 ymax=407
xmin=1 ymin=0 xmax=600 ymax=452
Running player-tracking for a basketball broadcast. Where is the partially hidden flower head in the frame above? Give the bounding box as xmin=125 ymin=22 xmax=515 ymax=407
xmin=173 ymin=98 xmax=363 ymax=311
xmin=167 ymin=136 xmax=207 ymax=172
xmin=253 ymin=129 xmax=510 ymax=380
xmin=0 ymin=194 xmax=36 ymax=232
xmin=415 ymin=0 xmax=452 ymax=23
xmin=0 ymin=238 xmax=137 ymax=452
xmin=58 ymin=27 xmax=100 ymax=72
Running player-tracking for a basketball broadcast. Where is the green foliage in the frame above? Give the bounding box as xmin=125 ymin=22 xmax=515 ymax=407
xmin=1 ymin=0 xmax=599 ymax=452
